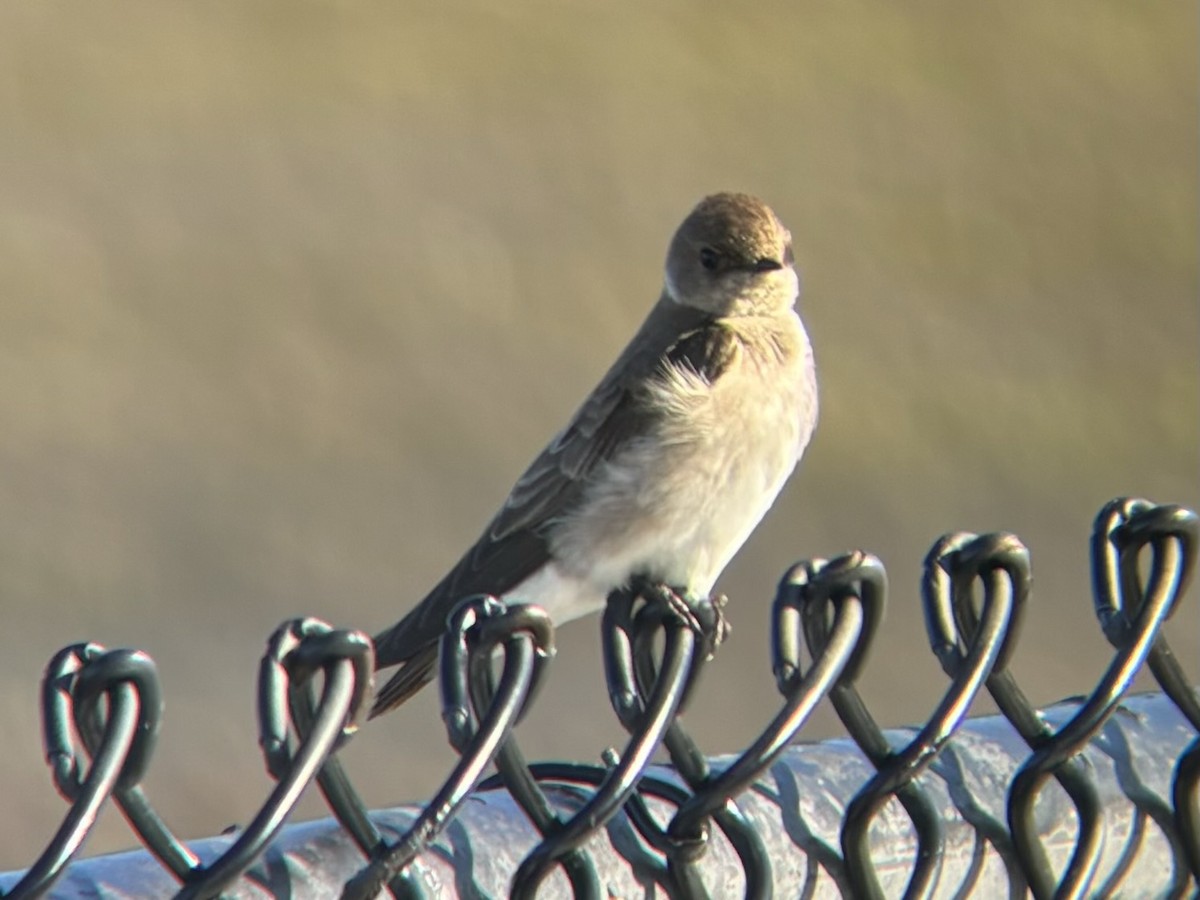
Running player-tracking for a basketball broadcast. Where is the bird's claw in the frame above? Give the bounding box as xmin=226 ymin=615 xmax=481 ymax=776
xmin=633 ymin=579 xmax=730 ymax=660
xmin=691 ymin=593 xmax=731 ymax=660
xmin=707 ymin=594 xmax=732 ymax=647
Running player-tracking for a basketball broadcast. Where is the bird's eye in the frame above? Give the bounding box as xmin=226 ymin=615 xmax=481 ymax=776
xmin=698 ymin=247 xmax=721 ymax=271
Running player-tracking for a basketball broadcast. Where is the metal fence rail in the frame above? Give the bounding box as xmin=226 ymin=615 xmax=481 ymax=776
xmin=1 ymin=497 xmax=1197 ymax=899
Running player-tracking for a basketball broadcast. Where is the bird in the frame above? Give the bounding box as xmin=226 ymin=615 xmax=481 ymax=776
xmin=369 ymin=192 xmax=818 ymax=718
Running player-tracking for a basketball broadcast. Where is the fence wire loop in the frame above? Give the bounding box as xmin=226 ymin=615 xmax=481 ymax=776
xmin=342 ymin=597 xmax=553 ymax=900
xmin=153 ymin=618 xmax=371 ymax=900
xmin=1 ymin=645 xmax=161 ymax=899
xmin=41 ymin=643 xmax=98 ymax=801
xmin=1006 ymin=498 xmax=1197 ymax=900
xmin=646 ymin=560 xmax=868 ymax=898
xmin=843 ymin=536 xmax=1015 ymax=900
xmin=923 ymin=531 xmax=1030 ymax=678
xmin=66 ymin=647 xmax=162 ymax=792
xmin=509 ymin=583 xmax=712 ymax=899
xmin=43 ymin=643 xmax=203 ymax=893
xmin=65 ymin=646 xmax=206 ymax=886
xmin=1093 ymin=498 xmax=1197 ymax=643
xmin=796 ymin=552 xmax=887 ymax=686
xmin=270 ymin=623 xmax=388 ymax=892
xmin=1094 ymin=499 xmax=1200 ymax=895
xmin=467 ymin=599 xmax=557 ymax=733
xmin=3 ymin=497 xmax=1199 ymax=900
xmin=1096 ymin=499 xmax=1200 ymax=722
xmin=791 ymin=554 xmax=950 ymax=900
xmin=623 ymin=595 xmax=770 ymax=899
xmin=459 ymin=600 xmax=603 ymax=900
xmin=40 ymin=644 xmax=159 ymax=799
xmin=925 ymin=532 xmax=1077 ymax=898
xmin=260 ymin=618 xmax=375 ymax=778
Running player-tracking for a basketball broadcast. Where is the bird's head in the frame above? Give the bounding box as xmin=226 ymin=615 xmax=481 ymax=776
xmin=664 ymin=192 xmax=799 ymax=317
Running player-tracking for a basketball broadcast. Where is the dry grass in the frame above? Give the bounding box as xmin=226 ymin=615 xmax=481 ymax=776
xmin=0 ymin=1 xmax=1195 ymax=866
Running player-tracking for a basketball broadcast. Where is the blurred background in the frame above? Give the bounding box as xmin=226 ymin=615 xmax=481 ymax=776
xmin=0 ymin=0 xmax=1195 ymax=868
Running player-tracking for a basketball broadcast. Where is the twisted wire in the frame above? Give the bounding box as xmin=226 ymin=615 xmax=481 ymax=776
xmin=1 ymin=497 xmax=1197 ymax=899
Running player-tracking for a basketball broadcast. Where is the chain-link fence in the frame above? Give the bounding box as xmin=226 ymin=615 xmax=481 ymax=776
xmin=1 ymin=497 xmax=1197 ymax=899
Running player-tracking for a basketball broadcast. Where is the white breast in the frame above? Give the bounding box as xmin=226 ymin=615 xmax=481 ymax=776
xmin=535 ymin=310 xmax=818 ymax=618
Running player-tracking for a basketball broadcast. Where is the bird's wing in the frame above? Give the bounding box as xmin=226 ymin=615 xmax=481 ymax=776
xmin=373 ymin=298 xmax=740 ymax=669
xmin=484 ymin=300 xmax=741 ymax=542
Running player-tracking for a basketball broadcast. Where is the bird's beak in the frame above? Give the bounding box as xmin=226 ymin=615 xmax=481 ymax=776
xmin=753 ymin=257 xmax=784 ymax=272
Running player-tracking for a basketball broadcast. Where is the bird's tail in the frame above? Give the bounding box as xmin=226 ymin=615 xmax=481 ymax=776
xmin=368 ymin=643 xmax=439 ymax=719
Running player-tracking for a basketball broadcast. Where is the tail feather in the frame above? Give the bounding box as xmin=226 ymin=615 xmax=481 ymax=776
xmin=369 ymin=643 xmax=439 ymax=719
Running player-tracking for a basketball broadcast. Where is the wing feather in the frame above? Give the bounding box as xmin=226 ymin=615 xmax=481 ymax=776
xmin=373 ymin=297 xmax=740 ymax=671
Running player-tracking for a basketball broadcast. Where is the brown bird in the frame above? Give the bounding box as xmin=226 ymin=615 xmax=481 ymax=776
xmin=370 ymin=192 xmax=818 ymax=718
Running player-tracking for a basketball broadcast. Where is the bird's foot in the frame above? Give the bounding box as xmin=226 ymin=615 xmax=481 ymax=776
xmin=631 ymin=578 xmax=731 ymax=660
